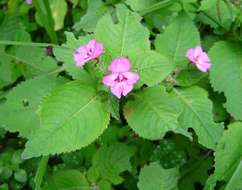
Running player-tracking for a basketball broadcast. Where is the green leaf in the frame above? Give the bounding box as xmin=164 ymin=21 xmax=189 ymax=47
xmin=34 ymin=0 xmax=57 ymax=43
xmin=133 ymin=50 xmax=174 ymax=86
xmin=14 ymin=46 xmax=58 ymax=77
xmin=54 ymin=32 xmax=93 ymax=80
xmin=124 ymin=86 xmax=184 ymax=140
xmin=74 ymin=0 xmax=109 ymax=32
xmin=155 ymin=12 xmax=200 ymax=67
xmin=138 ymin=162 xmax=179 ymax=190
xmin=125 ymin=0 xmax=159 ymax=12
xmin=0 ymin=76 xmax=65 ymax=138
xmin=178 ymin=156 xmax=213 ymax=190
xmin=87 ymin=143 xmax=135 ymax=185
xmin=209 ymin=41 xmax=242 ymax=120
xmin=95 ymin=4 xmax=150 ymax=59
xmin=0 ymin=46 xmax=21 ymax=88
xmin=44 ymin=169 xmax=89 ymax=190
xmin=49 ymin=0 xmax=67 ymax=31
xmin=22 ymin=81 xmax=110 ymax=159
xmin=199 ymin=0 xmax=217 ymax=10
xmin=205 ymin=122 xmax=242 ymax=190
xmin=14 ymin=169 xmax=27 ymax=183
xmin=173 ymin=86 xmax=223 ymax=149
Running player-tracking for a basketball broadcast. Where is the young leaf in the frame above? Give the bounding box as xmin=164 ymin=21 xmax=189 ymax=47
xmin=173 ymin=87 xmax=223 ymax=149
xmin=74 ymin=0 xmax=109 ymax=32
xmin=87 ymin=143 xmax=135 ymax=185
xmin=138 ymin=162 xmax=179 ymax=190
xmin=22 ymin=81 xmax=110 ymax=159
xmin=95 ymin=4 xmax=150 ymax=59
xmin=209 ymin=41 xmax=242 ymax=120
xmin=49 ymin=0 xmax=67 ymax=31
xmin=155 ymin=12 xmax=200 ymax=67
xmin=133 ymin=50 xmax=174 ymax=86
xmin=124 ymin=86 xmax=186 ymax=140
xmin=0 ymin=76 xmax=65 ymax=138
xmin=205 ymin=122 xmax=242 ymax=190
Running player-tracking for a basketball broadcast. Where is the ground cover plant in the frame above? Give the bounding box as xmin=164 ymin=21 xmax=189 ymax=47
xmin=0 ymin=0 xmax=242 ymax=189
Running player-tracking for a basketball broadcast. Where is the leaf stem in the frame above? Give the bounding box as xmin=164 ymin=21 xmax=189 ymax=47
xmin=139 ymin=0 xmax=175 ymax=16
xmin=34 ymin=156 xmax=49 ymax=190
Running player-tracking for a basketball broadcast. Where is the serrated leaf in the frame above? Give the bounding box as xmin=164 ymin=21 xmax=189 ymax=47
xmin=44 ymin=169 xmax=89 ymax=190
xmin=22 ymin=81 xmax=110 ymax=159
xmin=54 ymin=32 xmax=93 ymax=80
xmin=124 ymin=86 xmax=185 ymax=140
xmin=155 ymin=12 xmax=200 ymax=67
xmin=14 ymin=46 xmax=58 ymax=77
xmin=133 ymin=50 xmax=174 ymax=86
xmin=173 ymin=86 xmax=223 ymax=149
xmin=126 ymin=0 xmax=159 ymax=12
xmin=88 ymin=143 xmax=135 ymax=185
xmin=74 ymin=0 xmax=108 ymax=32
xmin=0 ymin=76 xmax=65 ymax=138
xmin=205 ymin=122 xmax=242 ymax=190
xmin=138 ymin=162 xmax=179 ymax=190
xmin=209 ymin=41 xmax=242 ymax=120
xmin=95 ymin=4 xmax=150 ymax=59
xmin=49 ymin=0 xmax=67 ymax=31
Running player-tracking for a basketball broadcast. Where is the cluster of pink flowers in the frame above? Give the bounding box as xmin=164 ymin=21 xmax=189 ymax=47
xmin=73 ymin=39 xmax=211 ymax=98
xmin=73 ymin=39 xmax=138 ymax=98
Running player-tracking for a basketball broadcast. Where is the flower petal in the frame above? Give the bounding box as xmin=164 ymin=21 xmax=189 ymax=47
xmin=186 ymin=48 xmax=196 ymax=63
xmin=109 ymin=57 xmax=131 ymax=73
xmin=111 ymin=84 xmax=122 ymax=99
xmin=123 ymin=72 xmax=139 ymax=85
xmin=102 ymin=73 xmax=119 ymax=87
xmin=87 ymin=39 xmax=104 ymax=59
xmin=121 ymin=82 xmax=133 ymax=96
xmin=196 ymin=62 xmax=212 ymax=72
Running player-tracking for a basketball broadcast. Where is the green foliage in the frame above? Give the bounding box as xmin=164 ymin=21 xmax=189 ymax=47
xmin=209 ymin=41 xmax=242 ymax=120
xmin=0 ymin=76 xmax=65 ymax=138
xmin=133 ymin=50 xmax=174 ymax=86
xmin=173 ymin=86 xmax=223 ymax=149
xmin=0 ymin=0 xmax=241 ymax=189
xmin=87 ymin=143 xmax=135 ymax=185
xmin=124 ymin=86 xmax=183 ymax=140
xmin=138 ymin=162 xmax=179 ymax=190
xmin=155 ymin=12 xmax=200 ymax=67
xmin=95 ymin=4 xmax=150 ymax=59
xmin=74 ymin=0 xmax=109 ymax=32
xmin=22 ymin=81 xmax=110 ymax=159
xmin=34 ymin=0 xmax=57 ymax=43
xmin=49 ymin=0 xmax=67 ymax=31
xmin=44 ymin=169 xmax=89 ymax=190
xmin=205 ymin=122 xmax=242 ymax=190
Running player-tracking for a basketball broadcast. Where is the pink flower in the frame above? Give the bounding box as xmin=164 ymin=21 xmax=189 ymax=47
xmin=186 ymin=46 xmax=212 ymax=72
xmin=103 ymin=57 xmax=139 ymax=99
xmin=74 ymin=39 xmax=104 ymax=67
xmin=25 ymin=0 xmax=32 ymax=4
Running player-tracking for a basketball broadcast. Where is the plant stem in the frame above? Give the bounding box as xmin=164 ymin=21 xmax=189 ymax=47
xmin=139 ymin=0 xmax=175 ymax=16
xmin=0 ymin=40 xmax=67 ymax=49
xmin=34 ymin=156 xmax=49 ymax=190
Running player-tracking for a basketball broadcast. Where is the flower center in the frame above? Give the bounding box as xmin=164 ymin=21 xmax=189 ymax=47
xmin=115 ymin=74 xmax=127 ymax=82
